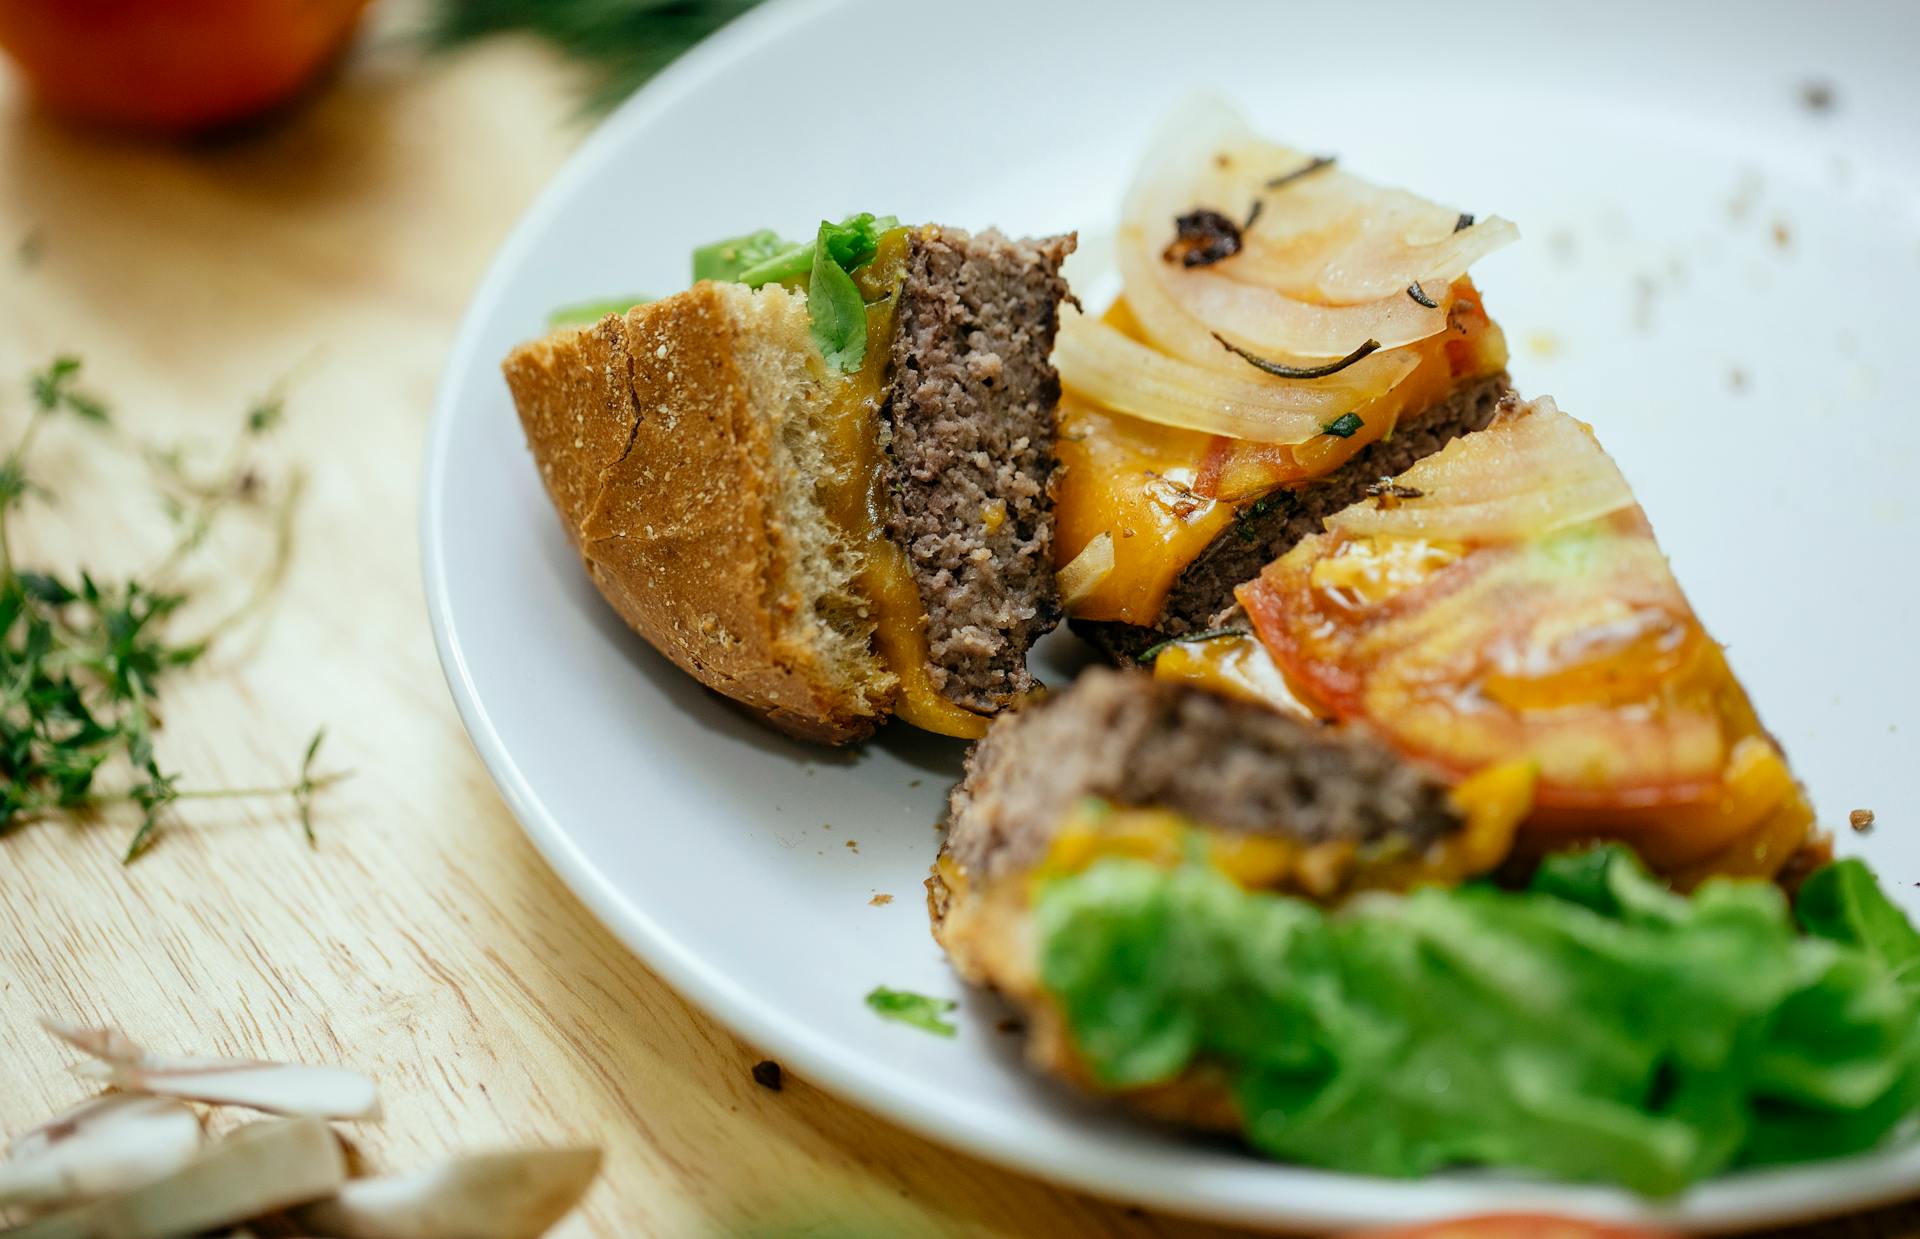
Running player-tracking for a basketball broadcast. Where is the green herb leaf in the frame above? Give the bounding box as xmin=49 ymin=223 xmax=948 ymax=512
xmin=692 ymin=229 xmax=788 ymax=283
xmin=546 ymin=296 xmax=654 ymax=328
xmin=1213 ymin=332 xmax=1381 ymax=381
xmin=1036 ymin=845 xmax=1920 ymax=1194
xmin=1136 ymin=627 xmax=1246 ymax=664
xmin=807 ymin=224 xmax=867 ymax=373
xmin=865 ymin=986 xmax=958 ymax=1037
xmin=1799 ymin=859 xmax=1920 ymax=991
xmin=29 ymin=355 xmax=110 ymax=424
xmin=731 ymin=212 xmax=898 ymax=288
xmin=1321 ymin=412 xmax=1364 ymax=439
xmin=246 ymin=396 xmax=286 ymax=436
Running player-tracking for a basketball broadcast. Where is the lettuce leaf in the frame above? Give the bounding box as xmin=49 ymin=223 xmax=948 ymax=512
xmin=682 ymin=213 xmax=901 ymax=372
xmin=1034 ymin=847 xmax=1920 ymax=1195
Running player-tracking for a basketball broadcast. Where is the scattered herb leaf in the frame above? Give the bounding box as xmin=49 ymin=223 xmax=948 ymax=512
xmin=1232 ymin=489 xmax=1295 ymax=543
xmin=865 ymin=986 xmax=957 ymax=1037
xmin=1365 ymin=478 xmax=1425 ymax=508
xmin=1162 ymin=209 xmax=1243 ymax=268
xmin=1137 ymin=628 xmax=1247 ymax=664
xmin=0 ymin=358 xmax=343 ymax=863
xmin=1406 ymin=280 xmax=1438 ymax=308
xmin=1212 ymin=333 xmax=1381 ymax=381
xmin=1454 ymin=212 xmax=1475 ymax=233
xmin=1321 ymin=412 xmax=1365 ymax=439
xmin=1266 ymin=154 xmax=1335 ymax=190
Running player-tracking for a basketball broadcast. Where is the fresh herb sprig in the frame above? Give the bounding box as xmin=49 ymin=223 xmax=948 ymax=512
xmin=425 ymin=0 xmax=762 ymax=115
xmin=0 ymin=358 xmax=342 ymax=863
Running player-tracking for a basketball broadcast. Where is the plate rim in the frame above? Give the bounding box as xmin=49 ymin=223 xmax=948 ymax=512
xmin=418 ymin=1 xmax=1920 ymax=1228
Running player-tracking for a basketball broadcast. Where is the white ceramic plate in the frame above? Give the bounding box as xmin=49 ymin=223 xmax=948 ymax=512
xmin=423 ymin=0 xmax=1920 ymax=1229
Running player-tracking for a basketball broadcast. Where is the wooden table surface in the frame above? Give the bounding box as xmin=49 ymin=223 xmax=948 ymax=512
xmin=0 ymin=8 xmax=1914 ymax=1237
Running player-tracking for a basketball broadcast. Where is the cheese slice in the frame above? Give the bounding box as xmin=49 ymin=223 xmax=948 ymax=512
xmin=1055 ymin=282 xmax=1507 ymax=627
xmin=817 ymin=229 xmax=990 ymax=740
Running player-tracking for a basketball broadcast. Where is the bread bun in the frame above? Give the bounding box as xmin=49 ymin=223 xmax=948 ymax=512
xmin=504 ymin=281 xmax=893 ymax=743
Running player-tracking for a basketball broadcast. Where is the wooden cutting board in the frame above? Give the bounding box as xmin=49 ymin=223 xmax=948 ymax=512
xmin=0 ymin=5 xmax=1912 ymax=1236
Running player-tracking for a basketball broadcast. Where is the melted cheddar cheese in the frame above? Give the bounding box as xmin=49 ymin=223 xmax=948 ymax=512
xmin=1055 ymin=281 xmax=1508 ymax=626
xmin=1032 ymin=769 xmax=1534 ymax=901
xmin=817 ymin=229 xmax=990 ymax=739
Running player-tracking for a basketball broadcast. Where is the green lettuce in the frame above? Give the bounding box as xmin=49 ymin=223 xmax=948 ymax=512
xmin=684 ymin=213 xmax=900 ymax=372
xmin=690 ymin=213 xmax=899 ymax=289
xmin=546 ymin=295 xmax=652 ymax=327
xmin=1034 ymin=846 xmax=1920 ymax=1195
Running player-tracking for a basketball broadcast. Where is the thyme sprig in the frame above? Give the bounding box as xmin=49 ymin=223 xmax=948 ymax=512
xmin=0 ymin=358 xmax=343 ymax=863
xmin=425 ymin=0 xmax=761 ymax=115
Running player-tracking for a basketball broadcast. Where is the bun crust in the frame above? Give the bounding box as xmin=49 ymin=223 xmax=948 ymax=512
xmin=504 ymin=284 xmax=884 ymax=743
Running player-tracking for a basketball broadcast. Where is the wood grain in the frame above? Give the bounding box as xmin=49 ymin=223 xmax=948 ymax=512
xmin=0 ymin=6 xmax=1913 ymax=1237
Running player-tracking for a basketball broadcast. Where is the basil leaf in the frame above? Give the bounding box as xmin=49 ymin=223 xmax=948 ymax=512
xmin=691 ymin=228 xmax=789 ymax=284
xmin=732 ymin=212 xmax=899 ymax=288
xmin=546 ymin=296 xmax=652 ymax=328
xmin=817 ymin=212 xmax=898 ymax=270
xmin=808 ymin=223 xmax=867 ymax=373
xmin=865 ymin=986 xmax=957 ymax=1037
xmin=1799 ymin=859 xmax=1920 ymax=992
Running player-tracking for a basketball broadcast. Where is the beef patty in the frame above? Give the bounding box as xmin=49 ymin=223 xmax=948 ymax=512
xmin=884 ymin=227 xmax=1076 ymax=712
xmin=1075 ymin=372 xmax=1512 ymax=663
xmin=941 ymin=668 xmax=1463 ymax=892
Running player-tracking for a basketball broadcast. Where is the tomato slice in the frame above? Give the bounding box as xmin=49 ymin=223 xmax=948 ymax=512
xmin=1346 ymin=1215 xmax=1678 ymax=1239
xmin=1238 ymin=400 xmax=1815 ymax=877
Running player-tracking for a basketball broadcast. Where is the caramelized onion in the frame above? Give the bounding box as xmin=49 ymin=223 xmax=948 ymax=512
xmin=1118 ymin=96 xmax=1515 ymax=358
xmin=1054 ymin=309 xmax=1417 ymax=444
xmin=1327 ymin=398 xmax=1635 ymax=543
xmin=1058 ymin=532 xmax=1115 ymax=607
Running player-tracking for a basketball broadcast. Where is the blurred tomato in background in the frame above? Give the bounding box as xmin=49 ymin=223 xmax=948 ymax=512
xmin=0 ymin=0 xmax=372 ymax=132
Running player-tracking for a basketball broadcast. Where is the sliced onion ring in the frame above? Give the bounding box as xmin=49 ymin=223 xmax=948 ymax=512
xmin=1327 ymin=397 xmax=1636 ymax=543
xmin=1120 ymin=228 xmax=1445 ymax=360
xmin=1116 ymin=95 xmax=1514 ymax=357
xmin=1055 ymin=310 xmax=1417 ymax=444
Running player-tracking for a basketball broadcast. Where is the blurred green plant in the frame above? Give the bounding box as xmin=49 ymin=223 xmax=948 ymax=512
xmin=425 ymin=0 xmax=762 ymax=115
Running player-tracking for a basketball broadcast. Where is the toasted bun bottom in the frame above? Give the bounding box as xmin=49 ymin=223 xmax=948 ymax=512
xmin=503 ymin=282 xmax=893 ymax=743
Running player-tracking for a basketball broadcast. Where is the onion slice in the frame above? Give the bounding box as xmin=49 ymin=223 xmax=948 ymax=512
xmin=1116 ymin=95 xmax=1514 ymax=358
xmin=295 ymin=1147 xmax=603 ymax=1239
xmin=1326 ymin=397 xmax=1637 ymax=543
xmin=1 ymin=1096 xmax=203 ymax=1213
xmin=1054 ymin=309 xmax=1417 ymax=444
xmin=4 ymin=1118 xmax=345 ymax=1239
xmin=1120 ymin=229 xmax=1445 ymax=360
xmin=42 ymin=1019 xmax=380 ymax=1121
xmin=1058 ymin=533 xmax=1115 ymax=608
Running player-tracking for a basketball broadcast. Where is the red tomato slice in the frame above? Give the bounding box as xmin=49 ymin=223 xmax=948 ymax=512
xmin=1346 ymin=1214 xmax=1679 ymax=1239
xmin=1236 ymin=400 xmax=1815 ymax=876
